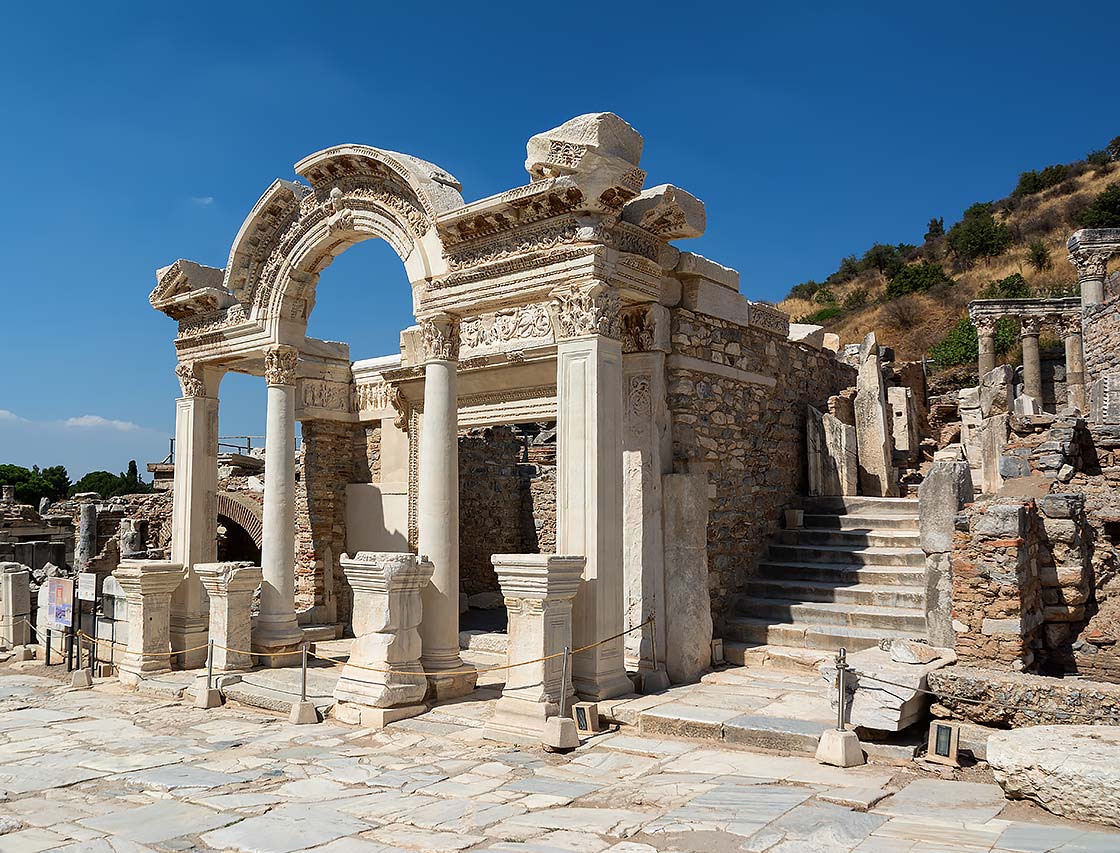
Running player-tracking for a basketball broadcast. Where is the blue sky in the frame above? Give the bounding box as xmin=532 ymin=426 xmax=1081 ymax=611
xmin=1 ymin=2 xmax=1116 ymax=480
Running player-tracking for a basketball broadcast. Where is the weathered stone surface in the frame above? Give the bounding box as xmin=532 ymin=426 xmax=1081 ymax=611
xmin=854 ymin=333 xmax=897 ymax=497
xmin=829 ymin=645 xmax=956 ymax=732
xmin=622 ymin=184 xmax=705 ymax=240
xmin=661 ymin=471 xmax=712 ymax=685
xmin=788 ymin=324 xmax=826 ymax=349
xmin=980 ymin=365 xmax=1015 ymax=418
xmin=918 ymin=461 xmax=973 ymax=553
xmin=807 ymin=406 xmax=858 ymax=497
xmin=989 ymin=726 xmax=1120 ymax=826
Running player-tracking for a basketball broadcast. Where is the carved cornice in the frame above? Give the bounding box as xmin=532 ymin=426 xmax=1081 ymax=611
xmin=1068 ymin=248 xmax=1110 ymax=280
xmin=264 ymin=346 xmax=299 ymax=386
xmin=419 ymin=314 xmax=460 ymax=361
xmin=552 ymin=283 xmax=622 ymax=340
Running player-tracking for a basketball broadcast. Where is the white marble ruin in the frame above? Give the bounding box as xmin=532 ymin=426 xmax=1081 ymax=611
xmin=0 ymin=562 xmax=31 ymax=648
xmin=113 ymin=560 xmax=185 ymax=686
xmin=196 ymin=561 xmax=262 ymax=671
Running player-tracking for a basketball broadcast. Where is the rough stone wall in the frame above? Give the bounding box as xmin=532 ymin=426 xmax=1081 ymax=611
xmin=666 ymin=308 xmax=855 ymax=631
xmin=296 ymin=419 xmax=358 ymax=622
xmin=457 ymin=425 xmax=557 ymax=596
xmin=1083 ymin=295 xmax=1120 ymax=382
xmin=951 ymin=498 xmax=1046 ymax=671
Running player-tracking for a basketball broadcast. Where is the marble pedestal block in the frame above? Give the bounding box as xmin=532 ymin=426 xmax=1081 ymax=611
xmin=113 ymin=560 xmax=185 ymax=686
xmin=484 ymin=554 xmax=585 ymax=742
xmin=196 ymin=562 xmax=261 ymax=671
xmin=0 ymin=563 xmax=31 ymax=648
xmin=333 ymin=552 xmax=432 ymax=722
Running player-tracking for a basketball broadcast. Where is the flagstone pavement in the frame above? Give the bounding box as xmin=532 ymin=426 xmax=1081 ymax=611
xmin=0 ymin=672 xmax=1117 ymax=852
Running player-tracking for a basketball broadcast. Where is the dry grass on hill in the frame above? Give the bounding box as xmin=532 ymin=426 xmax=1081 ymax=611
xmin=776 ymin=165 xmax=1119 ymax=360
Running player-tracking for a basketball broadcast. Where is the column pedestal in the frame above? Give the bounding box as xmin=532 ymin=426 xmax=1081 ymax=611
xmin=557 ymin=332 xmax=632 ymax=701
xmin=254 ymin=350 xmax=304 ymax=667
xmin=197 ymin=562 xmax=261 ymax=671
xmin=0 ymin=563 xmax=31 ymax=648
xmin=114 ymin=560 xmax=184 ymax=686
xmin=484 ymin=554 xmax=584 ymax=742
xmin=333 ymin=552 xmax=431 ymax=725
xmin=417 ymin=316 xmax=475 ymax=701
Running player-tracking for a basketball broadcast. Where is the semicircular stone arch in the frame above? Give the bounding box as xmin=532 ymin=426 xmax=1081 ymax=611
xmin=215 ymin=492 xmax=263 ymax=550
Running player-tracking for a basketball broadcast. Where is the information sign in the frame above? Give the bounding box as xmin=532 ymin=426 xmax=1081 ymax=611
xmin=77 ymin=573 xmax=96 ymax=602
xmin=46 ymin=577 xmax=74 ymax=630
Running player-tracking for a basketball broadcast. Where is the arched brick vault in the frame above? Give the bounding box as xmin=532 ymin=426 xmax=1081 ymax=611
xmin=215 ymin=492 xmax=263 ymax=549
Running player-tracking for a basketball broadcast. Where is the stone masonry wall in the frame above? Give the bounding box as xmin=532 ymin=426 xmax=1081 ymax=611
xmin=1083 ymin=294 xmax=1120 ymax=382
xmin=666 ymin=308 xmax=855 ymax=632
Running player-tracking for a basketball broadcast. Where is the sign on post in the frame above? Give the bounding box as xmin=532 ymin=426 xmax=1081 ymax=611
xmin=77 ymin=573 xmax=96 ymax=602
xmin=46 ymin=578 xmax=74 ymax=630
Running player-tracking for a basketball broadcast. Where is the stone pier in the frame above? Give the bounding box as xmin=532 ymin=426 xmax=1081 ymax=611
xmin=196 ymin=561 xmax=261 ymax=672
xmin=0 ymin=563 xmax=31 ymax=648
xmin=113 ymin=560 xmax=184 ymax=686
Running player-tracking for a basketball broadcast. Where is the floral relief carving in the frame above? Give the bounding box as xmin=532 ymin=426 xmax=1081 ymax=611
xmin=175 ymin=362 xmax=205 ymax=397
xmin=973 ymin=316 xmax=998 ymax=337
xmin=621 ymin=306 xmax=657 ymax=353
xmin=553 ymin=283 xmax=622 ymax=340
xmin=264 ymin=346 xmax=299 ymax=385
xmin=420 ymin=314 xmax=460 ymax=361
xmin=1020 ymin=316 xmax=1042 ymax=337
xmin=1069 ymin=249 xmax=1110 ymax=280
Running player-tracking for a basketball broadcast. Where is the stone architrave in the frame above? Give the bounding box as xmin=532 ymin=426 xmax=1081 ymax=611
xmin=0 ymin=563 xmax=31 ymax=648
xmin=662 ymin=467 xmax=713 ymax=684
xmin=334 ymin=552 xmax=432 ymax=718
xmin=807 ymin=406 xmax=858 ymax=496
xmin=196 ymin=561 xmax=262 ymax=671
xmin=484 ymin=554 xmax=585 ymax=741
xmin=113 ymin=560 xmax=185 ymax=686
xmin=854 ymin=333 xmax=898 ymax=497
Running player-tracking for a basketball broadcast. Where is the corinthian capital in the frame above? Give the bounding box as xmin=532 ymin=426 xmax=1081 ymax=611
xmin=1020 ymin=316 xmax=1042 ymax=338
xmin=553 ymin=282 xmax=622 ymax=340
xmin=972 ymin=316 xmax=997 ymax=337
xmin=175 ymin=362 xmax=206 ymax=397
xmin=419 ymin=314 xmax=459 ymax=361
xmin=264 ymin=346 xmax=299 ymax=385
xmin=1058 ymin=313 xmax=1083 ymax=337
xmin=1068 ymin=248 xmax=1109 ymax=280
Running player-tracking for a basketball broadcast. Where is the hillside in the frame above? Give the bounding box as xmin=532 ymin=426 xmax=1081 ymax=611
xmin=776 ymin=144 xmax=1120 ymax=377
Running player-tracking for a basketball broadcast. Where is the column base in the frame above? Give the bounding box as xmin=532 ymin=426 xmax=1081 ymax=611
xmin=119 ymin=658 xmax=172 ymax=687
xmin=334 ymin=668 xmax=428 ymax=709
xmin=574 ymin=666 xmax=634 ymax=703
xmin=424 ymin=660 xmax=477 ymax=702
xmin=483 ymin=695 xmax=557 ymax=742
xmin=638 ymin=668 xmax=671 ymax=693
xmin=334 ymin=701 xmax=427 ymax=729
xmin=252 ymin=616 xmax=304 ymax=667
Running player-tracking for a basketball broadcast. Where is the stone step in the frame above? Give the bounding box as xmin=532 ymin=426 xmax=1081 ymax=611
xmin=777 ymin=528 xmax=921 ymax=548
xmin=803 ymin=513 xmax=919 ymax=531
xmin=301 ymin=623 xmax=344 ymax=643
xmin=744 ymin=579 xmax=925 ymax=609
xmin=803 ymin=496 xmax=920 ymax=516
xmin=756 ymin=560 xmax=925 ymax=586
xmin=723 ymin=617 xmax=920 ymax=652
xmin=738 ymin=599 xmax=927 ymax=633
xmin=766 ymin=543 xmax=925 ymax=567
xmin=723 ymin=642 xmax=832 ymax=673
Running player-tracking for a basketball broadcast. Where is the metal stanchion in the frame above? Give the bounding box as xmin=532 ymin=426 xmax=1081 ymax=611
xmin=45 ymin=628 xmax=52 ymax=666
xmin=836 ymin=647 xmax=847 ymax=731
xmin=196 ymin=639 xmax=221 ymax=709
xmin=559 ymin=646 xmax=570 ymax=719
xmin=290 ymin=642 xmax=317 ymax=725
xmin=542 ymin=645 xmax=578 ymax=751
xmin=71 ymin=636 xmax=93 ymax=688
xmin=814 ymin=645 xmax=863 ymax=767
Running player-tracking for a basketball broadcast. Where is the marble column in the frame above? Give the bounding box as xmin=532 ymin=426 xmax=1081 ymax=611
xmin=1020 ymin=317 xmax=1043 ymax=403
xmin=1069 ymin=248 xmax=1109 ymax=307
xmin=253 ymin=346 xmax=304 ymax=666
xmin=114 ymin=560 xmax=184 ymax=686
xmin=196 ymin=561 xmax=261 ymax=671
xmin=170 ymin=361 xmax=224 ymax=668
xmin=334 ymin=552 xmax=431 ymax=726
xmin=417 ymin=314 xmax=476 ymax=700
xmin=1061 ymin=314 xmax=1087 ymax=414
xmin=975 ymin=317 xmax=997 ymax=378
xmin=484 ymin=554 xmax=585 ymax=741
xmin=554 ymin=283 xmax=632 ymax=701
xmin=621 ymin=305 xmax=671 ymax=692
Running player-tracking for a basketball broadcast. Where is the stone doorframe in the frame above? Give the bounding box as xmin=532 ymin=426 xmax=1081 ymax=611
xmin=148 ymin=115 xmax=707 ymax=700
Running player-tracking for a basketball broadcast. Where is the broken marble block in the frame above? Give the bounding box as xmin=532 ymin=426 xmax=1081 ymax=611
xmin=821 ymin=642 xmax=956 ymax=732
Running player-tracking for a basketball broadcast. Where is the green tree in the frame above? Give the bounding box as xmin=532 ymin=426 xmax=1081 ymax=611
xmin=787 ymin=280 xmax=820 ymax=301
xmin=1087 ymin=149 xmax=1111 ymax=168
xmin=924 ymin=217 xmax=945 ymax=241
xmin=1078 ymin=183 xmax=1120 ymax=228
xmin=981 ymin=272 xmax=1032 ymax=299
xmin=1107 ymin=136 xmax=1120 ymax=162
xmin=70 ymin=461 xmax=151 ymax=499
xmin=946 ymin=202 xmax=1012 ymax=264
xmin=886 ymin=261 xmax=953 ymax=299
xmin=1026 ymin=240 xmax=1052 ymax=272
xmin=843 ymin=288 xmax=869 ymax=310
xmin=0 ymin=463 xmax=71 ymax=506
xmin=814 ymin=288 xmax=836 ymax=305
xmin=930 ymin=316 xmax=1019 ymax=366
xmin=1014 ymin=164 xmax=1070 ymax=197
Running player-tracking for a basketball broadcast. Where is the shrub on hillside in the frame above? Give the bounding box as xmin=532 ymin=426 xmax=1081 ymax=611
xmin=886 ymin=261 xmax=953 ymax=299
xmin=797 ymin=306 xmax=843 ymax=324
xmin=1026 ymin=240 xmax=1052 ymax=272
xmin=843 ymin=288 xmax=869 ymax=309
xmin=1108 ymin=136 xmax=1120 ymax=162
xmin=861 ymin=243 xmax=914 ymax=278
xmin=924 ymin=217 xmax=945 ymax=241
xmin=946 ymin=202 xmax=1012 ymax=264
xmin=929 ymin=316 xmax=1018 ymax=366
xmin=814 ymin=288 xmax=836 ymax=304
xmin=1078 ymin=183 xmax=1120 ymax=228
xmin=1014 ymin=164 xmax=1071 ymax=197
xmin=981 ymin=272 xmax=1032 ymax=299
xmin=787 ymin=280 xmax=820 ymax=301
xmin=882 ymin=296 xmax=923 ymax=328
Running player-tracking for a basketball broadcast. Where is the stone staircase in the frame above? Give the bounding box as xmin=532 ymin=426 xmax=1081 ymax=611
xmin=726 ymin=496 xmax=927 ymax=652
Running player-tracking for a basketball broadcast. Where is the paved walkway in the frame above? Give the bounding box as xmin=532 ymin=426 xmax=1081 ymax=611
xmin=0 ymin=669 xmax=1118 ymax=852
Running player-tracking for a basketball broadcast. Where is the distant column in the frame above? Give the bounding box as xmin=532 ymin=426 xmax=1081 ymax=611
xmin=1069 ymin=248 xmax=1109 ymax=307
xmin=254 ymin=346 xmax=303 ymax=666
xmin=975 ymin=316 xmax=997 ymax=378
xmin=1020 ymin=317 xmax=1043 ymax=403
xmin=1061 ymin=314 xmax=1087 ymax=414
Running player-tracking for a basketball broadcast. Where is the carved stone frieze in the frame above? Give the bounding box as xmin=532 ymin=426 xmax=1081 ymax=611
xmin=626 ymin=373 xmax=653 ymax=431
xmin=445 ymin=218 xmax=580 ymax=272
xmin=420 ymin=314 xmax=460 ymax=362
xmin=264 ymin=346 xmax=299 ymax=386
xmin=354 ymin=380 xmax=409 ymax=429
xmin=459 ymin=303 xmax=554 ymax=354
xmin=300 ymin=379 xmax=350 ymax=413
xmin=749 ymin=301 xmax=791 ymax=337
xmin=553 ymin=283 xmax=622 ymax=340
